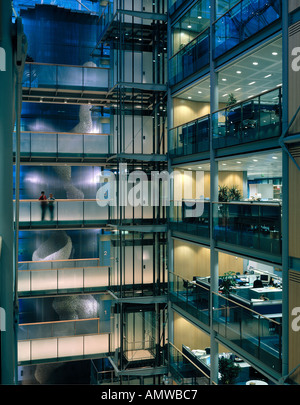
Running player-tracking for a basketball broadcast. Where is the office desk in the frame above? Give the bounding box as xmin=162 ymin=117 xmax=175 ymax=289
xmin=251 ymin=287 xmax=282 ymax=300
xmin=246 ymin=380 xmax=268 ymax=385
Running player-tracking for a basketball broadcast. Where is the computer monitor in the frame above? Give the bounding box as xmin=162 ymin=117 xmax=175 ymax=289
xmin=260 ymin=274 xmax=269 ymax=282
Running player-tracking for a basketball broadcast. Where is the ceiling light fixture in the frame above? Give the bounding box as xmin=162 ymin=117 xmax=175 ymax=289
xmin=253 ymin=62 xmax=258 ymax=65
xmin=272 ymin=52 xmax=278 ymax=55
xmin=236 ymin=71 xmax=242 ymax=74
xmin=264 ymin=74 xmax=272 ymax=78
xmin=235 ymin=88 xmax=241 ymax=91
xmin=249 ymin=81 xmax=256 ymax=85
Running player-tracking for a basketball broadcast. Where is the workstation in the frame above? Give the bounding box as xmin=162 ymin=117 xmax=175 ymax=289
xmin=194 ymin=268 xmax=282 ymax=318
xmin=182 ymin=345 xmax=269 ymax=385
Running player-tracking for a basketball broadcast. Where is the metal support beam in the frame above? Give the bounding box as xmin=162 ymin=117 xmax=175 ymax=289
xmin=0 ymin=1 xmax=15 ymax=384
xmin=281 ymin=0 xmax=290 ymax=379
xmin=209 ymin=0 xmax=219 ymax=386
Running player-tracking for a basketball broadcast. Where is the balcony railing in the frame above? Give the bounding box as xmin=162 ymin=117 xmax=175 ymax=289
xmin=13 ymin=132 xmax=110 ymax=160
xmin=169 ymin=342 xmax=211 ymax=385
xmin=169 ymin=115 xmax=210 ymax=158
xmin=18 ymin=258 xmax=110 ymax=296
xmin=15 ymin=199 xmax=109 ymax=227
xmin=213 ymin=0 xmax=282 ymax=59
xmin=212 ymin=87 xmax=282 ymax=149
xmin=23 ymin=62 xmax=109 ymax=91
xmin=169 ymin=27 xmax=210 ymax=86
xmin=213 ymin=201 xmax=282 ymax=262
xmin=169 ymin=272 xmax=210 ymax=326
xmin=212 ymin=291 xmax=282 ymax=374
xmin=18 ymin=318 xmax=111 ymax=363
xmin=169 ymin=200 xmax=210 ymax=240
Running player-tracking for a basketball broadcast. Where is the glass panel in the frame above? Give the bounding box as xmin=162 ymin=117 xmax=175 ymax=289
xmin=169 ymin=273 xmax=210 ymax=326
xmin=170 ymin=201 xmax=210 ymax=239
xmin=212 ymin=88 xmax=282 ymax=149
xmin=213 ymin=202 xmax=282 ymax=261
xmin=169 ymin=116 xmax=209 ymax=158
xmin=212 ymin=292 xmax=282 ymax=373
xmin=58 ymin=134 xmax=83 ymax=155
xmin=31 ymin=133 xmax=57 ymax=155
xmin=169 ymin=28 xmax=210 ymax=86
xmin=214 ymin=0 xmax=281 ymax=59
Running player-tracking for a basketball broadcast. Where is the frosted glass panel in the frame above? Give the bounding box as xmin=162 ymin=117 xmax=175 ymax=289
xmin=84 ymin=267 xmax=108 ymax=288
xmin=58 ymin=268 xmax=83 ymax=289
xmin=58 ymin=201 xmax=83 ymax=221
xmin=84 ymin=201 xmax=108 ymax=220
xmin=31 ymin=338 xmax=57 ymax=360
xmin=18 ymin=271 xmax=30 ymax=292
xmin=84 ymin=334 xmax=109 ymax=355
xmin=31 ymin=133 xmax=57 ymax=154
xmin=58 ymin=336 xmax=83 ymax=357
xmin=58 ymin=134 xmax=83 ymax=154
xmin=31 ymin=270 xmax=57 ymax=291
xmin=57 ymin=66 xmax=82 ymax=88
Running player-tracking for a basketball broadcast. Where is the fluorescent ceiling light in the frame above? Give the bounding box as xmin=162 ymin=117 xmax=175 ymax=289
xmin=253 ymin=62 xmax=258 ymax=65
xmin=235 ymin=88 xmax=241 ymax=91
xmin=222 ymin=78 xmax=227 ymax=81
xmin=236 ymin=71 xmax=242 ymax=74
xmin=198 ymin=91 xmax=202 ymax=94
xmin=264 ymin=74 xmax=272 ymax=78
xmin=222 ymin=94 xmax=228 ymax=97
xmin=187 ymin=25 xmax=192 ymax=28
xmin=272 ymin=52 xmax=278 ymax=55
xmin=249 ymin=81 xmax=256 ymax=85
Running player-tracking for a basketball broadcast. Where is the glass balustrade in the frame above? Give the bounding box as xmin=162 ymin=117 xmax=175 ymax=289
xmin=169 ymin=272 xmax=210 ymax=326
xmin=18 ymin=319 xmax=111 ymax=363
xmin=13 ymin=132 xmax=110 ymax=159
xmin=169 ymin=115 xmax=210 ymax=158
xmin=212 ymin=87 xmax=282 ymax=149
xmin=18 ymin=263 xmax=110 ymax=296
xmin=169 ymin=28 xmax=210 ymax=86
xmin=18 ymin=318 xmax=101 ymax=340
xmin=213 ymin=202 xmax=282 ymax=262
xmin=13 ymin=0 xmax=100 ymax=14
xmin=169 ymin=200 xmax=210 ymax=240
xmin=15 ymin=200 xmax=109 ymax=226
xmin=23 ymin=63 xmax=109 ymax=91
xmin=212 ymin=291 xmax=282 ymax=373
xmin=169 ymin=343 xmax=210 ymax=385
xmin=214 ymin=0 xmax=281 ymax=58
